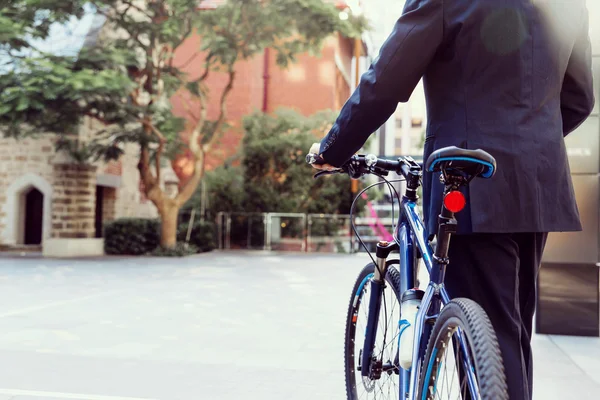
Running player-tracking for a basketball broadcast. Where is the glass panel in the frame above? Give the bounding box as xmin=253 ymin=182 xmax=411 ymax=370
xmin=307 ymin=215 xmax=353 ymax=253
xmin=352 ymin=202 xmax=397 ymax=253
xmin=227 ymin=213 xmax=266 ymax=250
xmin=267 ymin=215 xmax=306 ymax=252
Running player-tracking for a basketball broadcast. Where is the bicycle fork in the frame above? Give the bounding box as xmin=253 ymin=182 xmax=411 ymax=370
xmin=360 ymin=240 xmax=399 ymax=378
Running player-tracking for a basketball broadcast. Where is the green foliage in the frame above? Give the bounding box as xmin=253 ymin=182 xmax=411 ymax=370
xmin=104 ymin=218 xmax=160 ymax=255
xmin=202 ymin=166 xmax=246 ymax=212
xmin=241 ymin=108 xmax=360 ymax=215
xmin=195 ymin=0 xmax=368 ymax=68
xmin=177 ymin=219 xmax=216 ymax=253
xmin=104 ymin=217 xmax=214 ymax=255
xmin=196 ymin=108 xmax=365 ymax=216
xmin=150 ymin=242 xmax=198 ymax=257
xmin=1 ymin=0 xmax=367 ymax=247
xmin=0 ymin=0 xmax=366 ymax=161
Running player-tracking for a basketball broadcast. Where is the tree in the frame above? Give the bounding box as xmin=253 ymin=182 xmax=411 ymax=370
xmin=186 ymin=108 xmax=366 ymax=249
xmin=195 ymin=108 xmax=365 ymax=216
xmin=0 ymin=0 xmax=366 ymax=248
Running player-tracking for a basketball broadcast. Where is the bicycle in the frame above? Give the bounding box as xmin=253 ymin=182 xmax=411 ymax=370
xmin=306 ymin=146 xmax=508 ymax=400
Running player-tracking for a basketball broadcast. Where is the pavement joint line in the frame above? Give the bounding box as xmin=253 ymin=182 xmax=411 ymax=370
xmin=0 ymin=389 xmax=159 ymax=400
xmin=0 ymin=290 xmax=123 ymax=319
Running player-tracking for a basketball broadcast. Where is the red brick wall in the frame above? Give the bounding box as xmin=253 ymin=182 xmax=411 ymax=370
xmin=170 ymin=32 xmax=354 ymax=172
xmin=267 ymin=38 xmax=337 ymax=116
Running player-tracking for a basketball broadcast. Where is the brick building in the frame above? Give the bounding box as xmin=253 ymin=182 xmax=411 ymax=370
xmin=0 ymin=8 xmax=170 ymax=257
xmin=0 ymin=131 xmax=167 ymax=256
xmin=170 ymin=0 xmax=366 ymax=171
xmin=0 ymin=0 xmax=369 ymax=256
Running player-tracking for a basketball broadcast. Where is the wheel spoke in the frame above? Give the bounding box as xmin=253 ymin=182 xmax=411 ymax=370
xmin=444 ymin=345 xmax=451 ymax=398
xmin=419 ymin=299 xmax=508 ymax=400
xmin=348 ymin=269 xmax=401 ymax=400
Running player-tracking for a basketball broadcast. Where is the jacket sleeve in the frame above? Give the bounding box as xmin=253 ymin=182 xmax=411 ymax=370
xmin=319 ymin=0 xmax=444 ymax=167
xmin=561 ymin=4 xmax=595 ymax=136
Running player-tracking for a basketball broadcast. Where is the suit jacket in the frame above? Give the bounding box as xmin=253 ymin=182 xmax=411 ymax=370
xmin=319 ymin=0 xmax=595 ymax=236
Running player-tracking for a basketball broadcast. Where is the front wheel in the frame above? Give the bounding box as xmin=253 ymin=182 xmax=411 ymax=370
xmin=418 ymin=298 xmax=508 ymax=400
xmin=344 ymin=263 xmax=402 ymax=400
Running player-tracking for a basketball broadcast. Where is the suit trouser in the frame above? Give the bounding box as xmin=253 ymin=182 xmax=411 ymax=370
xmin=445 ymin=232 xmax=548 ymax=400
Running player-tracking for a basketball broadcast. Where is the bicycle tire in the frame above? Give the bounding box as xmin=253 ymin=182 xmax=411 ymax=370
xmin=417 ymin=298 xmax=508 ymax=400
xmin=344 ymin=262 xmax=402 ymax=400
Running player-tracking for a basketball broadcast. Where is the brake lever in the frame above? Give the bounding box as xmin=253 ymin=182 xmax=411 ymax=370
xmin=313 ymin=169 xmax=343 ymax=179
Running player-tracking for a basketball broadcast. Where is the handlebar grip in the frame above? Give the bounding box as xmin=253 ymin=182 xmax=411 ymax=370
xmin=375 ymin=158 xmax=400 ymax=171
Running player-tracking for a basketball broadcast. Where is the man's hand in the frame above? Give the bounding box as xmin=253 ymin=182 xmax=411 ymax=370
xmin=308 ymin=143 xmax=338 ymax=171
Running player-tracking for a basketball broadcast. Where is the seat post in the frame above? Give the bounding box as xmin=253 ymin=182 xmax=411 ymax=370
xmin=432 ymin=184 xmax=459 ymax=285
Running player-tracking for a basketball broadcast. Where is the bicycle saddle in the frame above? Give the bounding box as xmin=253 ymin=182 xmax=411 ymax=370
xmin=425 ymin=146 xmax=496 ymax=179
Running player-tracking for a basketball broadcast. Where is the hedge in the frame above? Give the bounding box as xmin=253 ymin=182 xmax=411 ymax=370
xmin=104 ymin=218 xmax=216 ymax=256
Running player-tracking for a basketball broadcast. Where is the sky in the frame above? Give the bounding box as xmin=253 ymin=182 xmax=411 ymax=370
xmin=34 ymin=3 xmax=101 ymax=57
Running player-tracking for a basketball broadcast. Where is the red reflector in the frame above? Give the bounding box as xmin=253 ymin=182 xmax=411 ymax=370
xmin=444 ymin=191 xmax=466 ymax=213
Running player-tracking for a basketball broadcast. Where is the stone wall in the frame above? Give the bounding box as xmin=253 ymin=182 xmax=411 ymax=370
xmin=51 ymin=164 xmax=97 ymax=239
xmin=0 ymin=133 xmax=174 ymax=246
xmin=112 ymin=143 xmax=162 ymax=220
xmin=0 ymin=136 xmax=56 ymax=244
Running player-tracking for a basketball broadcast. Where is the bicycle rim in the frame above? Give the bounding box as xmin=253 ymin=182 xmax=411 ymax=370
xmin=419 ymin=299 xmax=508 ymax=400
xmin=345 ymin=264 xmax=402 ymax=400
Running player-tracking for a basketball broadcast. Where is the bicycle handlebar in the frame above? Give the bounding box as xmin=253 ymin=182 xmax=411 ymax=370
xmin=305 ymin=153 xmax=422 ymax=181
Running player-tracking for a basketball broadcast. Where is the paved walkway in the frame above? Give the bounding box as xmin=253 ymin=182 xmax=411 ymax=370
xmin=0 ymin=251 xmax=596 ymax=399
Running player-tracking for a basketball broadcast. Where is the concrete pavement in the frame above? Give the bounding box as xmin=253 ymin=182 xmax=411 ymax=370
xmin=0 ymin=251 xmax=596 ymax=399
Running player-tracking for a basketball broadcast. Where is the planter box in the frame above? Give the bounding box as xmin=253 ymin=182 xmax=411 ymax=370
xmin=42 ymin=238 xmax=104 ymax=258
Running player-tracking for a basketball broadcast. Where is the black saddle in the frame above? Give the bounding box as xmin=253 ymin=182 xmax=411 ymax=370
xmin=425 ymin=146 xmax=496 ymax=179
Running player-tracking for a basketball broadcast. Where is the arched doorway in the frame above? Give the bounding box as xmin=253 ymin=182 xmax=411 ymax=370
xmin=3 ymin=174 xmax=52 ymax=246
xmin=24 ymin=188 xmax=44 ymax=245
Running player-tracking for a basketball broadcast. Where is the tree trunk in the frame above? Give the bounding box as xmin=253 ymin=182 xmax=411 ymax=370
xmin=159 ymin=201 xmax=180 ymax=248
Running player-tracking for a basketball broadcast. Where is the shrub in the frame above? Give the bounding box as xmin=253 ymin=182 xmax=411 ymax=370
xmin=150 ymin=243 xmax=198 ymax=257
xmin=177 ymin=219 xmax=216 ymax=253
xmin=104 ymin=218 xmax=160 ymax=255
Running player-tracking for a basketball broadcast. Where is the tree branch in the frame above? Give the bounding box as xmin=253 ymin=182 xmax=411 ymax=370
xmin=198 ymin=52 xmax=215 ymax=82
xmin=181 ymin=98 xmax=200 ymax=123
xmin=174 ymin=65 xmax=236 ymax=206
xmin=205 ymin=66 xmax=235 ymax=152
xmin=140 ymin=118 xmax=166 ymax=182
xmin=138 ymin=145 xmax=158 ymax=198
xmin=179 ymin=51 xmax=201 ymax=70
xmin=91 ymin=1 xmax=148 ymax=50
xmin=174 ymin=151 xmax=205 ymax=206
xmin=119 ymin=0 xmax=152 ymax=18
xmin=189 ymin=91 xmax=208 ymax=157
xmin=169 ymin=16 xmax=194 ymax=63
xmin=175 ymin=91 xmax=210 ymax=206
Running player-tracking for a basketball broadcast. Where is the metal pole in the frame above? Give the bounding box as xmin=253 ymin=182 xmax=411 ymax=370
xmin=217 ymin=212 xmax=223 ymax=250
xmin=266 ymin=213 xmax=272 ymax=251
xmin=200 ymin=180 xmax=206 ymax=223
xmin=301 ymin=214 xmax=307 ymax=253
xmin=184 ymin=208 xmax=196 ymax=249
xmin=247 ymin=216 xmax=252 ymax=249
xmin=226 ymin=214 xmax=232 ymax=249
xmin=307 ymin=215 xmax=312 ymax=253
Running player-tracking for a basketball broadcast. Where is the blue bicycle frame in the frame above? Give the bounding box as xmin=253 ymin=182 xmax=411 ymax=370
xmin=360 ymin=179 xmax=480 ymax=400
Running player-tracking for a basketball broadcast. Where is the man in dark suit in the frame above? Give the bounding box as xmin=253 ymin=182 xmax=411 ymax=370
xmin=310 ymin=0 xmax=594 ymax=399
